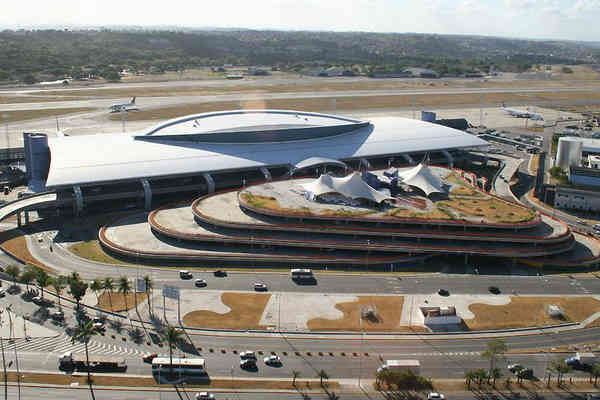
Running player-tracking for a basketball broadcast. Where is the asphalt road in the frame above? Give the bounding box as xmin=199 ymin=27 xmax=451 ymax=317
xmin=5 ymin=385 xmax=595 ymax=400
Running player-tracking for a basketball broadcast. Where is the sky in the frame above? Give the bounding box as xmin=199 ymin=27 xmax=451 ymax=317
xmin=3 ymin=0 xmax=600 ymax=42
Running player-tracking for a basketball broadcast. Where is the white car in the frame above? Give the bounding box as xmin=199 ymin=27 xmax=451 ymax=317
xmin=264 ymin=355 xmax=281 ymax=365
xmin=428 ymin=393 xmax=445 ymax=400
xmin=254 ymin=283 xmax=268 ymax=291
xmin=195 ymin=392 xmax=215 ymax=400
xmin=240 ymin=351 xmax=256 ymax=360
xmin=507 ymin=364 xmax=524 ymax=373
xmin=195 ymin=279 xmax=207 ymax=287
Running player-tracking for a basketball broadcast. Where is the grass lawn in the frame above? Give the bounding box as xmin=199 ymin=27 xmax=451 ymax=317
xmin=465 ymin=296 xmax=600 ymax=330
xmin=439 ymin=197 xmax=535 ymax=223
xmin=96 ymin=291 xmax=148 ymax=312
xmin=183 ymin=292 xmax=271 ymax=330
xmin=307 ymin=295 xmax=424 ymax=332
xmin=106 ymin=89 xmax=600 ymax=122
xmin=69 ymin=240 xmax=131 ymax=265
xmin=0 ymin=107 xmax=94 ymax=123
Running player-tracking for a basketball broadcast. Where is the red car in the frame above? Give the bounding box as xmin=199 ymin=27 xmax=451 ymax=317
xmin=143 ymin=353 xmax=158 ymax=363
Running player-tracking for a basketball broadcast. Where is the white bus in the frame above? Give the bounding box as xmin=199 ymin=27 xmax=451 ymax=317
xmin=290 ymin=268 xmax=313 ymax=280
xmin=152 ymin=358 xmax=206 ymax=383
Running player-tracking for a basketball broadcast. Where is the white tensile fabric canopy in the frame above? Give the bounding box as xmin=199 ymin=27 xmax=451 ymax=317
xmin=301 ymin=172 xmax=392 ymax=203
xmin=397 ymin=163 xmax=444 ymax=196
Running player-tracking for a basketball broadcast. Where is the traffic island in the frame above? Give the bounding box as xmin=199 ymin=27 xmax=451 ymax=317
xmin=0 ymin=370 xmax=338 ymax=390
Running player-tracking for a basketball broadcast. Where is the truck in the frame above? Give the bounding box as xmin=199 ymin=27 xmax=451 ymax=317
xmin=565 ymin=352 xmax=598 ymax=369
xmin=59 ymin=351 xmax=127 ymax=372
xmin=376 ymin=359 xmax=421 ymax=374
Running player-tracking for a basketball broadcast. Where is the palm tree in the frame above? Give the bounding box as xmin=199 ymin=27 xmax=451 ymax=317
xmin=481 ymin=339 xmax=507 ymax=378
xmin=489 ymin=367 xmax=502 ymax=386
xmin=71 ymin=321 xmax=101 ymax=400
xmin=317 ymin=369 xmax=329 ymax=387
xmin=143 ymin=275 xmax=153 ymax=316
xmin=5 ymin=264 xmax=19 ymax=287
xmin=118 ymin=277 xmax=132 ymax=328
xmin=164 ymin=325 xmax=184 ymax=371
xmin=292 ymin=370 xmax=300 ymax=387
xmin=50 ymin=276 xmax=67 ymax=308
xmin=591 ymin=363 xmax=600 ymax=385
xmin=90 ymin=279 xmax=102 ymax=305
xmin=20 ymin=269 xmax=35 ymax=293
xmin=118 ymin=276 xmax=131 ymax=311
xmin=102 ymin=277 xmax=115 ymax=312
xmin=34 ymin=268 xmax=50 ymax=299
xmin=549 ymin=358 xmax=571 ymax=385
xmin=474 ymin=369 xmax=488 ymax=387
xmin=464 ymin=369 xmax=476 ymax=389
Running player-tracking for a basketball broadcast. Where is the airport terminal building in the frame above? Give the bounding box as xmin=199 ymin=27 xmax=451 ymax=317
xmin=24 ymin=109 xmax=488 ymax=215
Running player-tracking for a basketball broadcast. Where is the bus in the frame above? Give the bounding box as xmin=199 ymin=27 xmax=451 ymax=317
xmin=152 ymin=358 xmax=206 ymax=384
xmin=290 ymin=268 xmax=314 ymax=280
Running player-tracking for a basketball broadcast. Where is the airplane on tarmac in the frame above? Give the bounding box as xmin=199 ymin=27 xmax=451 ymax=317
xmin=501 ymin=105 xmax=543 ymax=120
xmin=109 ymin=97 xmax=138 ymax=113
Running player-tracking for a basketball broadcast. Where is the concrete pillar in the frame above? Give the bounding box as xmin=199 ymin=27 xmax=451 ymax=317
xmin=464 ymin=253 xmax=469 ymax=264
xmin=360 ymin=158 xmax=372 ymax=170
xmin=141 ymin=179 xmax=152 ymax=211
xmin=441 ymin=150 xmax=454 ymax=168
xmin=73 ymin=185 xmax=84 ymax=216
xmin=16 ymin=212 xmax=21 ymax=227
xmin=259 ymin=167 xmax=272 ymax=181
xmin=24 ymin=211 xmax=29 ymax=225
xmin=202 ymin=173 xmax=215 ymax=193
xmin=402 ymin=154 xmax=414 ymax=164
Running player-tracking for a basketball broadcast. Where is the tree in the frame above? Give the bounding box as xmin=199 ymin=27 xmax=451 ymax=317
xmin=143 ymin=275 xmax=153 ymax=316
xmin=164 ymin=325 xmax=183 ymax=371
xmin=102 ymin=277 xmax=115 ymax=312
xmin=591 ymin=363 xmax=600 ymax=385
xmin=50 ymin=275 xmax=67 ymax=308
xmin=292 ymin=370 xmax=300 ymax=387
xmin=20 ymin=269 xmax=35 ymax=293
xmin=22 ymin=74 xmax=36 ymax=84
xmin=481 ymin=339 xmax=507 ymax=378
xmin=118 ymin=276 xmax=132 ymax=314
xmin=71 ymin=321 xmax=101 ymax=400
xmin=464 ymin=369 xmax=475 ymax=389
xmin=474 ymin=369 xmax=488 ymax=386
xmin=317 ymin=369 xmax=329 ymax=387
xmin=69 ymin=274 xmax=88 ymax=312
xmin=103 ymin=69 xmax=121 ymax=82
xmin=90 ymin=279 xmax=102 ymax=305
xmin=549 ymin=358 xmax=571 ymax=385
xmin=489 ymin=367 xmax=502 ymax=386
xmin=34 ymin=268 xmax=50 ymax=299
xmin=5 ymin=264 xmax=20 ymax=287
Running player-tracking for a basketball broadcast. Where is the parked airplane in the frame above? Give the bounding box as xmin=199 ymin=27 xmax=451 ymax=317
xmin=109 ymin=97 xmax=138 ymax=113
xmin=502 ymin=107 xmax=543 ymax=120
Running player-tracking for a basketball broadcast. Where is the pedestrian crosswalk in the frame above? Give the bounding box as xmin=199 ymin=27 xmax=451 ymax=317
xmin=5 ymin=334 xmax=167 ymax=358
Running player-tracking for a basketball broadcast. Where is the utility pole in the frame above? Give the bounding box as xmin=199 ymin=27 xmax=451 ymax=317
xmin=0 ymin=310 xmax=7 ymax=400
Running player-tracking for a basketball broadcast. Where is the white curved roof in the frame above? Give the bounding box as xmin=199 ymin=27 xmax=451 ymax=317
xmin=44 ymin=110 xmax=488 ymax=188
xmin=398 ymin=163 xmax=444 ymax=196
xmin=302 ymin=172 xmax=392 ymax=203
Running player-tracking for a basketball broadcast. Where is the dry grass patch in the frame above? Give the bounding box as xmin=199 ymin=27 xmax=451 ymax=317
xmin=183 ymin=292 xmax=270 ymax=330
xmin=307 ymin=296 xmax=421 ymax=332
xmin=0 ymin=107 xmax=94 ymax=123
xmin=96 ymin=291 xmax=148 ymax=312
xmin=465 ymin=296 xmax=600 ymax=330
xmin=0 ymin=230 xmax=55 ymax=273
